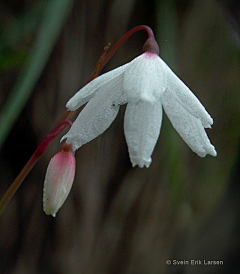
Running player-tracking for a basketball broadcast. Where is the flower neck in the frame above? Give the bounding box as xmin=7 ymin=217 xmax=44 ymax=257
xmin=142 ymin=36 xmax=159 ymax=55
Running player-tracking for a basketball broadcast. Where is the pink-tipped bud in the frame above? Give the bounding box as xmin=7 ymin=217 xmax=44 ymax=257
xmin=43 ymin=143 xmax=75 ymax=217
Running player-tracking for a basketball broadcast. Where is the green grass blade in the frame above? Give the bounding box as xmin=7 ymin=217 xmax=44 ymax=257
xmin=0 ymin=0 xmax=75 ymax=149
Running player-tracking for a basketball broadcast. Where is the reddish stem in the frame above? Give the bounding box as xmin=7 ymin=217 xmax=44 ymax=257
xmin=88 ymin=25 xmax=154 ymax=81
xmin=0 ymin=112 xmax=74 ymax=215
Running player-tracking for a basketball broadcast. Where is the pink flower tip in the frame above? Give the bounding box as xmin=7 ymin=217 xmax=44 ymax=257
xmin=43 ymin=143 xmax=75 ymax=217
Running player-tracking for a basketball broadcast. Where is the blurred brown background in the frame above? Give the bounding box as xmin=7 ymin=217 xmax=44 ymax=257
xmin=0 ymin=0 xmax=240 ymax=273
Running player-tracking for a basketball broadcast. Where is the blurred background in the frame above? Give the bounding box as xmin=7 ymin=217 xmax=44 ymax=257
xmin=0 ymin=0 xmax=240 ymax=273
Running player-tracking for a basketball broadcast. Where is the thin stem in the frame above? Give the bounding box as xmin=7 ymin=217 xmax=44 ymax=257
xmin=102 ymin=25 xmax=154 ymax=67
xmin=88 ymin=25 xmax=154 ymax=81
xmin=86 ymin=43 xmax=111 ymax=84
xmin=0 ymin=76 xmax=88 ymax=214
xmin=0 ymin=116 xmax=74 ymax=215
xmin=0 ymin=148 xmax=44 ymax=214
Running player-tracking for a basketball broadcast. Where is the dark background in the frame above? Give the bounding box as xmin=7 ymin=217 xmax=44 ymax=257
xmin=0 ymin=0 xmax=240 ymax=273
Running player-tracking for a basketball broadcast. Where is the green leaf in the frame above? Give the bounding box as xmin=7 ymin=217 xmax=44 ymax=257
xmin=0 ymin=0 xmax=75 ymax=149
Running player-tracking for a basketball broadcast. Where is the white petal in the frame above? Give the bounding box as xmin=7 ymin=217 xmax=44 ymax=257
xmin=124 ymin=100 xmax=162 ymax=168
xmin=161 ymin=90 xmax=217 ymax=157
xmin=123 ymin=53 xmax=167 ymax=103
xmin=61 ymin=74 xmax=126 ymax=150
xmin=66 ymin=63 xmax=129 ymax=111
xmin=165 ymin=65 xmax=213 ymax=128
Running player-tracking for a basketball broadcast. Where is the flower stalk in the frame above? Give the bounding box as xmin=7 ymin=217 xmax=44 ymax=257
xmin=92 ymin=25 xmax=154 ymax=76
xmin=0 ymin=117 xmax=73 ymax=215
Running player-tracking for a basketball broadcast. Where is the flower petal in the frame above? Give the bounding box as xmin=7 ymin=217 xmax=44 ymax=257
xmin=61 ymin=74 xmax=127 ymax=150
xmin=165 ymin=65 xmax=213 ymax=128
xmin=66 ymin=63 xmax=129 ymax=111
xmin=123 ymin=53 xmax=167 ymax=103
xmin=161 ymin=90 xmax=217 ymax=157
xmin=124 ymin=100 xmax=163 ymax=168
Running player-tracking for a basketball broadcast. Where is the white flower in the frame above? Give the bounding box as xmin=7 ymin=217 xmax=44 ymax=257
xmin=61 ymin=52 xmax=216 ymax=168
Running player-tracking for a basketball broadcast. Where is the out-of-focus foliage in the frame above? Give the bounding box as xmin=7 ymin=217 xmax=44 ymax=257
xmin=0 ymin=0 xmax=74 ymax=148
xmin=0 ymin=0 xmax=240 ymax=273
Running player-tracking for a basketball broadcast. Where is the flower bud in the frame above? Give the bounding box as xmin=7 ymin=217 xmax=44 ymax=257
xmin=43 ymin=143 xmax=75 ymax=217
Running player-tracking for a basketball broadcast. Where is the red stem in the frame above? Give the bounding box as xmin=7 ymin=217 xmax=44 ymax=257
xmin=0 ymin=112 xmax=74 ymax=215
xmin=88 ymin=25 xmax=154 ymax=81
xmin=103 ymin=25 xmax=154 ymax=67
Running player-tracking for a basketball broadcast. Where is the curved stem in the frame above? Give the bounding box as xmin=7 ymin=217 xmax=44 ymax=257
xmin=102 ymin=25 xmax=154 ymax=68
xmin=88 ymin=25 xmax=154 ymax=81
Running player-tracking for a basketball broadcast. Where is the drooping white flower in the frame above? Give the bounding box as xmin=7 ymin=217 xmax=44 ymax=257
xmin=61 ymin=52 xmax=216 ymax=168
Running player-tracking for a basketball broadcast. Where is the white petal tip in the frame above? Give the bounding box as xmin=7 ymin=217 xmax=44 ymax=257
xmin=209 ymin=147 xmax=217 ymax=157
xmin=43 ymin=196 xmax=58 ymax=217
xmin=197 ymin=145 xmax=217 ymax=158
xmin=202 ymin=116 xmax=213 ymax=129
xmin=43 ymin=208 xmax=57 ymax=217
xmin=60 ymin=136 xmax=66 ymax=143
xmin=205 ymin=144 xmax=217 ymax=157
xmin=131 ymin=157 xmax=151 ymax=168
xmin=204 ymin=123 xmax=213 ymax=129
xmin=60 ymin=135 xmax=77 ymax=151
xmin=66 ymin=98 xmax=78 ymax=111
